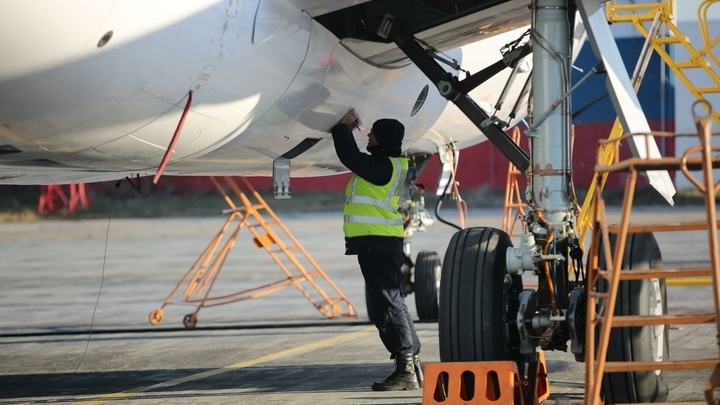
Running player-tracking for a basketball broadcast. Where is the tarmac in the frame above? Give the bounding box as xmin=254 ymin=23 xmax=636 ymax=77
xmin=0 ymin=206 xmax=718 ymax=404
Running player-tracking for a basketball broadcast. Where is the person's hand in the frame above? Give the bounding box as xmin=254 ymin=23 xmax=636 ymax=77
xmin=339 ymin=109 xmax=361 ymax=131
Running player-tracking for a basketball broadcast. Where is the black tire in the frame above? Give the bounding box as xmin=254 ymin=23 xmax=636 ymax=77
xmin=439 ymin=227 xmax=522 ymax=362
xmin=414 ymin=250 xmax=442 ymax=321
xmin=598 ymin=232 xmax=669 ymax=404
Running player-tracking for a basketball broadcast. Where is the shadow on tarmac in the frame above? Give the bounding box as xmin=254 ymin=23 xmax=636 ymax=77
xmin=0 ymin=363 xmax=413 ymax=400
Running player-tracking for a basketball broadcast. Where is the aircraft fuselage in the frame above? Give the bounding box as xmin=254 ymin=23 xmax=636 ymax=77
xmin=0 ymin=0 xmax=531 ymax=185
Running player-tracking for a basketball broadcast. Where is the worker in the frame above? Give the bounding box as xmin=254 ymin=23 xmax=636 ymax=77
xmin=331 ymin=109 xmax=423 ymax=391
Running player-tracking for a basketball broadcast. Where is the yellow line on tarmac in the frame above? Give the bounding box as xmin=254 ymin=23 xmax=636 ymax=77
xmin=78 ymin=326 xmax=374 ymax=405
xmin=667 ymin=277 xmax=713 ymax=286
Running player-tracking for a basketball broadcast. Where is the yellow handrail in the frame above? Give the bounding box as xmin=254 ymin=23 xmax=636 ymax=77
xmin=578 ymin=0 xmax=720 ymax=250
xmin=606 ymin=0 xmax=720 ymax=125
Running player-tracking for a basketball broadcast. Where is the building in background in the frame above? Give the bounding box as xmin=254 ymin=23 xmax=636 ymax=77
xmin=569 ymin=24 xmax=675 ymax=192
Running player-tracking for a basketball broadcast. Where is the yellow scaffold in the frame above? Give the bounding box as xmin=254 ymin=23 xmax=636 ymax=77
xmin=578 ymin=0 xmax=720 ymax=257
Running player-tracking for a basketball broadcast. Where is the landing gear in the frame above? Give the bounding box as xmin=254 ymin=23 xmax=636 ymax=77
xmin=414 ymin=250 xmax=442 ymax=321
xmin=439 ymin=227 xmax=522 ymax=362
xmin=598 ymin=232 xmax=669 ymax=403
xmin=374 ymin=1 xmax=682 ymax=403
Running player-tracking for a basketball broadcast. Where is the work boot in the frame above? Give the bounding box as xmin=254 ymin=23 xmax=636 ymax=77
xmin=371 ymin=352 xmax=420 ymax=391
xmin=413 ymin=354 xmax=424 ymax=388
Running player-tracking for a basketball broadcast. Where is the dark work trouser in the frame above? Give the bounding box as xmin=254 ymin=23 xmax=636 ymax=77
xmin=358 ymin=251 xmax=421 ymax=357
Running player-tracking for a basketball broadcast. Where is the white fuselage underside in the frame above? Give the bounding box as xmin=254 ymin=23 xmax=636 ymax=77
xmin=0 ymin=1 xmax=532 ymax=185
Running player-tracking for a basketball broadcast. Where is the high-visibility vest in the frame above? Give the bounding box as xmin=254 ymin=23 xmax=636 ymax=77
xmin=343 ymin=156 xmax=408 ymax=238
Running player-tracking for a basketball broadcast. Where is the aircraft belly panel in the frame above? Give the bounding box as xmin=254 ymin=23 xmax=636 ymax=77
xmin=0 ymin=0 xmax=312 ymax=173
xmin=93 ymin=118 xmax=202 ymax=162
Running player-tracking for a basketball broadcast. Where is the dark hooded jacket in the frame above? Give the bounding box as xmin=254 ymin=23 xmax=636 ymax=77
xmin=330 ymin=120 xmax=404 ymax=255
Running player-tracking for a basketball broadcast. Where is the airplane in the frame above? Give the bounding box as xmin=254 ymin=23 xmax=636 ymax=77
xmin=0 ymin=1 xmax=673 ymax=403
xmin=0 ymin=0 xmax=533 ymax=186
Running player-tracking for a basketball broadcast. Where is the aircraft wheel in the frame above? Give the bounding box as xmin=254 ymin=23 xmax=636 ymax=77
xmin=183 ymin=313 xmax=197 ymax=329
xmin=439 ymin=227 xmax=522 ymax=361
xmin=414 ymin=250 xmax=441 ymax=321
xmin=148 ymin=309 xmax=164 ymax=325
xmin=598 ymin=232 xmax=669 ymax=403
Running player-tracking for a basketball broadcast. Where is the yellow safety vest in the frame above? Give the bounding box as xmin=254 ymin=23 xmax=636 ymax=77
xmin=343 ymin=157 xmax=408 ymax=238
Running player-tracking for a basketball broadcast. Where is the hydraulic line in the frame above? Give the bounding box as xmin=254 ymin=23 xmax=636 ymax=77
xmin=494 ymin=58 xmax=524 ymax=115
xmin=153 ymin=90 xmax=193 ymax=184
xmin=509 ymin=73 xmax=533 ymax=123
xmin=543 ymin=227 xmax=559 ymax=317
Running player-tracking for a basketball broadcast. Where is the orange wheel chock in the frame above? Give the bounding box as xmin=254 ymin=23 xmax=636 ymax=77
xmin=422 ymin=351 xmax=549 ymax=405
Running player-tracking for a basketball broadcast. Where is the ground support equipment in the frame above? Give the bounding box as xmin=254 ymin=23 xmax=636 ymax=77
xmin=584 ymin=102 xmax=720 ymax=405
xmin=422 ymin=351 xmax=549 ymax=405
xmin=38 ymin=184 xmax=91 ymax=213
xmin=579 ymin=0 xmax=720 ymax=243
xmin=149 ymin=176 xmax=357 ymax=328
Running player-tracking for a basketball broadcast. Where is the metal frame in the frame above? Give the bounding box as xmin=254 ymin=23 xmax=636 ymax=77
xmin=577 ymin=0 xmax=676 ymax=204
xmin=606 ymin=0 xmax=720 ymax=126
xmin=584 ymin=102 xmax=720 ymax=405
xmin=502 ymin=127 xmax=528 ymax=239
xmin=148 ymin=176 xmax=357 ymax=328
xmin=377 ymin=13 xmax=531 ymax=172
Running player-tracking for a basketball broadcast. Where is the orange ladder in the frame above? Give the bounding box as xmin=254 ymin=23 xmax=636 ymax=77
xmin=149 ymin=176 xmax=357 ymax=328
xmin=501 ymin=127 xmax=527 ymax=239
xmin=585 ymin=104 xmax=720 ymax=405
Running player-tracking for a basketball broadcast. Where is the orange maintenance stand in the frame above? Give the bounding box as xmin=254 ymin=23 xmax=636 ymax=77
xmin=149 ymin=176 xmax=357 ymax=328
